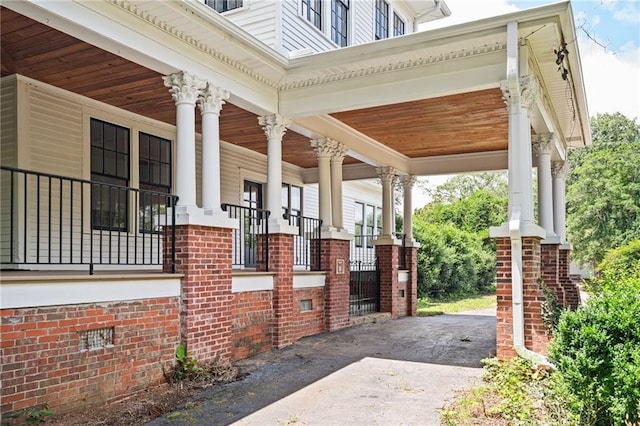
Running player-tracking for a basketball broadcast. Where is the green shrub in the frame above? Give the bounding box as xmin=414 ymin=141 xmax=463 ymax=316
xmin=414 ymin=222 xmax=494 ymax=299
xmin=550 ymin=253 xmax=640 ymax=425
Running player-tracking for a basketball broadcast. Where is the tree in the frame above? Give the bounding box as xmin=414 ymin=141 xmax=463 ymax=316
xmin=567 ymin=113 xmax=640 ymax=267
xmin=419 ymin=171 xmax=508 ymax=204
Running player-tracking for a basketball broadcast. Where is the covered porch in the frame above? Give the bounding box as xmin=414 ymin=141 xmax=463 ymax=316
xmin=0 ymin=0 xmax=589 ymax=414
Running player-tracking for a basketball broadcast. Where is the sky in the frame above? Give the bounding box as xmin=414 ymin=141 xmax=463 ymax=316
xmin=413 ymin=0 xmax=640 ymax=206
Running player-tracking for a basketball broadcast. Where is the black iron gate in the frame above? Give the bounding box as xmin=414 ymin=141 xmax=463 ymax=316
xmin=349 ymin=259 xmax=380 ymax=316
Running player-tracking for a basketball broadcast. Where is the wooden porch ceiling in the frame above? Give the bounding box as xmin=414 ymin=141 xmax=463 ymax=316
xmin=1 ymin=7 xmax=509 ymax=171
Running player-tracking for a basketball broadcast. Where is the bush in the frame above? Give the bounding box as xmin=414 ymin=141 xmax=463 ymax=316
xmin=414 ymin=223 xmax=495 ymax=299
xmin=550 ymin=246 xmax=640 ymax=425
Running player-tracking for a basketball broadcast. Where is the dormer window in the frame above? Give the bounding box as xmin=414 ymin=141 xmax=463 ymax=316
xmin=205 ymin=0 xmax=243 ymax=13
xmin=302 ymin=0 xmax=322 ymax=31
xmin=393 ymin=12 xmax=405 ymax=36
xmin=331 ymin=0 xmax=349 ymax=47
xmin=375 ymin=0 xmax=389 ymax=40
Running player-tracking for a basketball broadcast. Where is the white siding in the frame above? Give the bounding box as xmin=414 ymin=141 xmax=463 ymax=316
xmin=353 ymin=1 xmax=375 ymax=45
xmin=281 ymin=0 xmax=335 ymax=53
xmin=219 ymin=0 xmax=278 ymax=49
xmin=342 ymin=179 xmax=382 ymax=233
xmin=1 ymin=76 xmax=18 ymax=263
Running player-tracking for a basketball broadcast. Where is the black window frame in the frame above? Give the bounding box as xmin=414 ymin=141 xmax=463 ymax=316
xmin=331 ymin=0 xmax=349 ymax=47
xmin=302 ymin=0 xmax=322 ymax=31
xmin=90 ymin=118 xmax=130 ymax=232
xmin=205 ymin=0 xmax=243 ymax=13
xmin=393 ymin=12 xmax=405 ymax=37
xmin=375 ymin=0 xmax=389 ymax=40
xmin=138 ymin=132 xmax=172 ymax=233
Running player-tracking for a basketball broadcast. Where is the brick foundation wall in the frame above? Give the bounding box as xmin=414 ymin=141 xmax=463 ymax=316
xmin=165 ymin=225 xmax=233 ymax=362
xmin=292 ymin=287 xmax=325 ymax=339
xmin=0 ymin=298 xmax=179 ymax=415
xmin=377 ymin=244 xmax=399 ymax=319
xmin=397 ymin=281 xmax=408 ymax=317
xmin=230 ymin=291 xmax=273 ymax=361
xmin=321 ymin=239 xmax=350 ymax=331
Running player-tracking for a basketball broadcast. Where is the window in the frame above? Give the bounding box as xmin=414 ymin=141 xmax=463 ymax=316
xmin=375 ymin=0 xmax=389 ymax=40
xmin=331 ymin=0 xmax=349 ymax=47
xmin=302 ymin=0 xmax=322 ymax=31
xmin=91 ymin=118 xmax=130 ymax=231
xmin=354 ymin=202 xmax=381 ymax=247
xmin=205 ymin=0 xmax=243 ymax=13
xmin=139 ymin=132 xmax=172 ymax=233
xmin=393 ymin=12 xmax=405 ymax=36
xmin=282 ymin=184 xmax=302 ymax=218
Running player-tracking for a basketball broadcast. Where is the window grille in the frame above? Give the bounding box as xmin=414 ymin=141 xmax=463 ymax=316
xmin=205 ymin=0 xmax=243 ymax=13
xmin=302 ymin=0 xmax=322 ymax=30
xmin=393 ymin=13 xmax=405 ymax=36
xmin=331 ymin=0 xmax=349 ymax=47
xmin=300 ymin=300 xmax=313 ymax=312
xmin=375 ymin=0 xmax=389 ymax=40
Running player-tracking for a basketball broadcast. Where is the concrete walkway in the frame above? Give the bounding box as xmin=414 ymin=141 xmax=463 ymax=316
xmin=150 ymin=309 xmax=496 ymax=426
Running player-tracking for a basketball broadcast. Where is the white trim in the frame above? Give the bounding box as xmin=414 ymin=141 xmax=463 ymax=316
xmin=0 ymin=276 xmax=181 ymax=309
xmin=232 ymin=272 xmax=275 ymax=292
xmin=398 ymin=270 xmax=409 ymax=283
xmin=293 ymin=272 xmax=326 ymax=288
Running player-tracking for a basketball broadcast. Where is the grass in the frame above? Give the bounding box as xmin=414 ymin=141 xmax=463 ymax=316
xmin=417 ymin=293 xmax=496 ymax=316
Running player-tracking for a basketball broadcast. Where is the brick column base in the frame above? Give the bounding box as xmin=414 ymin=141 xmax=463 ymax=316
xmin=407 ymin=246 xmax=418 ymax=316
xmin=269 ymin=233 xmax=295 ymax=348
xmin=376 ymin=244 xmax=399 ymax=319
xmin=495 ymin=236 xmax=551 ymax=359
xmin=321 ymin=239 xmax=350 ymax=331
xmin=164 ymin=225 xmax=232 ymax=361
xmin=541 ymin=244 xmax=565 ymax=307
xmin=560 ymin=247 xmax=581 ymax=309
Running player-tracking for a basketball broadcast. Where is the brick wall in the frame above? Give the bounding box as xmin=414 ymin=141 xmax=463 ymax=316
xmin=166 ymin=225 xmax=233 ymax=362
xmin=292 ymin=287 xmax=325 ymax=339
xmin=0 ymin=298 xmax=179 ymax=415
xmin=376 ymin=244 xmax=399 ymax=319
xmin=541 ymin=244 xmax=565 ymax=307
xmin=269 ymin=234 xmax=295 ymax=348
xmin=397 ymin=281 xmax=408 ymax=317
xmin=231 ymin=291 xmax=273 ymax=361
xmin=495 ymin=237 xmax=516 ymax=359
xmin=320 ymin=239 xmax=350 ymax=331
xmin=559 ymin=248 xmax=581 ymax=309
xmin=522 ymin=237 xmax=550 ymax=355
xmin=406 ymin=246 xmax=418 ymax=316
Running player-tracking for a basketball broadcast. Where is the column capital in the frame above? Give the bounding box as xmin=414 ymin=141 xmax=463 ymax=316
xmin=532 ymin=133 xmax=554 ymax=156
xmin=259 ymin=114 xmax=290 ymax=141
xmin=400 ymin=175 xmax=417 ymax=190
xmin=330 ymin=141 xmax=349 ymax=162
xmin=163 ymin=71 xmax=206 ymax=105
xmin=552 ymin=161 xmax=568 ymax=179
xmin=376 ymin=166 xmax=397 ymax=184
xmin=310 ymin=137 xmax=336 ymax=159
xmin=500 ymin=75 xmax=538 ymax=110
xmin=198 ymin=83 xmax=230 ymax=115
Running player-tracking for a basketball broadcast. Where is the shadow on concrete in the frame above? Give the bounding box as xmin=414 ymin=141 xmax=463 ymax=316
xmin=149 ymin=311 xmax=496 ymax=425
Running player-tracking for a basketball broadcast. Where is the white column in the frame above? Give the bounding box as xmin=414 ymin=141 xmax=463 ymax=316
xmin=401 ymin=175 xmax=417 ymax=242
xmin=163 ymin=71 xmax=205 ymax=208
xmin=377 ymin=167 xmax=397 ymax=240
xmin=310 ymin=138 xmax=334 ymax=230
xmin=500 ymin=75 xmax=537 ymax=225
xmin=198 ymin=83 xmax=229 ymax=213
xmin=533 ymin=133 xmax=556 ymax=238
xmin=552 ymin=161 xmax=568 ymax=243
xmin=330 ymin=141 xmax=348 ymax=232
xmin=259 ymin=114 xmax=292 ymax=229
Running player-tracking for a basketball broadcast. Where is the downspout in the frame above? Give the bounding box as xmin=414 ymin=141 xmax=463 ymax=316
xmin=509 ymin=209 xmax=554 ymax=368
xmin=505 ymin=21 xmax=554 ymax=369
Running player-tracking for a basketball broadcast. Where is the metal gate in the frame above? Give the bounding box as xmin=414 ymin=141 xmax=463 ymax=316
xmin=349 ymin=259 xmax=380 ymax=316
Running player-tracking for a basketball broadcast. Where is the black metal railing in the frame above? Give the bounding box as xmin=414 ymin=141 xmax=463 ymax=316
xmin=285 ymin=213 xmax=322 ymax=271
xmin=395 ymin=232 xmax=407 ymax=270
xmin=350 ymin=234 xmax=378 ymax=270
xmin=349 ymin=259 xmax=380 ymax=316
xmin=0 ymin=165 xmax=177 ymax=274
xmin=222 ymin=203 xmax=270 ymax=271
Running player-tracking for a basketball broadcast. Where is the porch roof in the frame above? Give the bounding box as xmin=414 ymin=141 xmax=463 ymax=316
xmin=1 ymin=1 xmax=590 ymax=179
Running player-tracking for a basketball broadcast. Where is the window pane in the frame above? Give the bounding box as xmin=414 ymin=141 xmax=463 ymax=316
xmin=291 ymin=186 xmax=302 ymax=211
xmin=103 ymin=125 xmax=116 ymax=151
xmin=91 ymin=119 xmax=102 ymax=148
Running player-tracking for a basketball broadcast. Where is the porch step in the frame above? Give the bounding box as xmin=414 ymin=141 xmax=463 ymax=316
xmin=349 ymin=312 xmax=392 ymax=327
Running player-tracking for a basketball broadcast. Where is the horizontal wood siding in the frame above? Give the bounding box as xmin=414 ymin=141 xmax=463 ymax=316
xmin=353 ymin=1 xmax=374 ymax=45
xmin=281 ymin=0 xmax=335 ymax=53
xmin=222 ymin=0 xmax=278 ymax=48
xmin=1 ymin=76 xmax=18 ymax=263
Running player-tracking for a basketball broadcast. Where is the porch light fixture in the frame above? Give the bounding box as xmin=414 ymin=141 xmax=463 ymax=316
xmin=554 ymin=43 xmax=569 ymax=81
